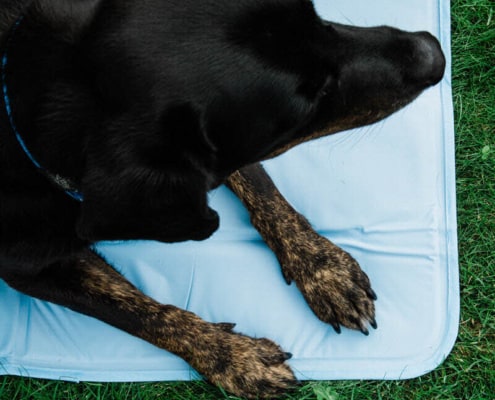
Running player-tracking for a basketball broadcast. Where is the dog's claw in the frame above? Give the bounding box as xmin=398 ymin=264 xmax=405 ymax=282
xmin=332 ymin=323 xmax=342 ymax=334
xmin=368 ymin=289 xmax=378 ymax=301
xmin=360 ymin=326 xmax=370 ymax=336
xmin=283 ymin=352 xmax=293 ymax=361
xmin=281 ymin=269 xmax=293 ymax=285
xmin=215 ymin=323 xmax=236 ymax=332
xmin=370 ymin=318 xmax=378 ymax=330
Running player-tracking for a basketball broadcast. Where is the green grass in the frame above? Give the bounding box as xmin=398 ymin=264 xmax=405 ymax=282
xmin=1 ymin=0 xmax=494 ymax=399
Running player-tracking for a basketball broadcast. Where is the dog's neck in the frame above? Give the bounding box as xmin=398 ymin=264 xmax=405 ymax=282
xmin=1 ymin=16 xmax=84 ymax=202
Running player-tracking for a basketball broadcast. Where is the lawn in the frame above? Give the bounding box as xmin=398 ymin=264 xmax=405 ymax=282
xmin=1 ymin=0 xmax=494 ymax=398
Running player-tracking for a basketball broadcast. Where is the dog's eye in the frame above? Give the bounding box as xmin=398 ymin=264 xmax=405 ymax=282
xmin=297 ymin=74 xmax=334 ymax=101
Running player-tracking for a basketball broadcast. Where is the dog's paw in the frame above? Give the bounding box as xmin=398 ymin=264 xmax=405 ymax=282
xmin=280 ymin=234 xmax=377 ymax=335
xmin=190 ymin=325 xmax=297 ymax=399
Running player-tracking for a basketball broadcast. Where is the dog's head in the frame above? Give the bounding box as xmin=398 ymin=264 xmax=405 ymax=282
xmin=1 ymin=0 xmax=446 ymax=242
xmin=73 ymin=0 xmax=444 ymax=176
xmin=10 ymin=0 xmax=445 ymax=179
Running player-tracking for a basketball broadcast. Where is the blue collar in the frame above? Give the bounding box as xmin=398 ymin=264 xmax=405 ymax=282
xmin=1 ymin=17 xmax=84 ymax=202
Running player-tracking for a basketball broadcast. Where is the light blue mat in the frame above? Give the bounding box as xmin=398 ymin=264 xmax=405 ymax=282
xmin=0 ymin=0 xmax=458 ymax=382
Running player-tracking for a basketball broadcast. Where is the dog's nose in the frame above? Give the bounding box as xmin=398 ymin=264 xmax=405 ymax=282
xmin=407 ymin=31 xmax=446 ymax=87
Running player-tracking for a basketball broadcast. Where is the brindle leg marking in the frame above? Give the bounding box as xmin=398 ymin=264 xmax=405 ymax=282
xmin=227 ymin=163 xmax=377 ymax=334
xmin=2 ymin=248 xmax=296 ymax=399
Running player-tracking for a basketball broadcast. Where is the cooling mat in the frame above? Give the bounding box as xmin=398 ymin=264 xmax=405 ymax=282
xmin=0 ymin=0 xmax=458 ymax=383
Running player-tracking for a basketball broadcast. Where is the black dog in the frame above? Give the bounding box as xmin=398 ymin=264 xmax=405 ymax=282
xmin=0 ymin=0 xmax=445 ymax=398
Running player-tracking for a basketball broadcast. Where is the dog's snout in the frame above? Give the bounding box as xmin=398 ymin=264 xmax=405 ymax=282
xmin=407 ymin=32 xmax=446 ymax=87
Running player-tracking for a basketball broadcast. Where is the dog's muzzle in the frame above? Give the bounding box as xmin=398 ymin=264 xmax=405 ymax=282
xmin=407 ymin=31 xmax=446 ymax=87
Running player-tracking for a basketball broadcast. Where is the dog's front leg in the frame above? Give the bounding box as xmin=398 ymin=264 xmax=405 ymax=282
xmin=227 ymin=163 xmax=377 ymax=334
xmin=1 ymin=248 xmax=295 ymax=398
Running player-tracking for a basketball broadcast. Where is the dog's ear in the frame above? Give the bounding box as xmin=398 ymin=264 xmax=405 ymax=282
xmin=159 ymin=103 xmax=218 ymax=169
xmin=30 ymin=0 xmax=102 ymax=42
xmin=76 ymin=103 xmax=220 ymax=243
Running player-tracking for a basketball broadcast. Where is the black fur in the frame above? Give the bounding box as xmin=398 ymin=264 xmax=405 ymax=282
xmin=0 ymin=0 xmax=445 ymax=397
